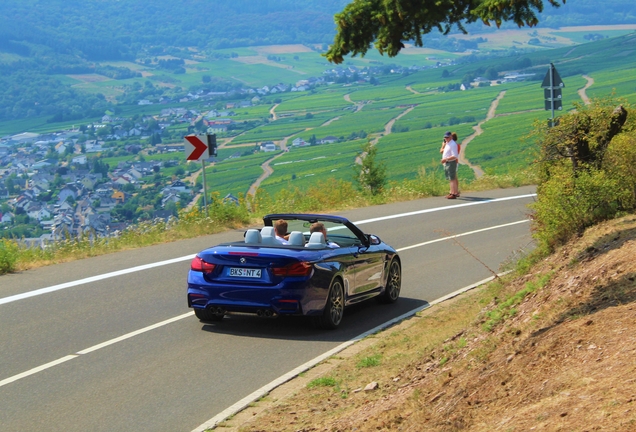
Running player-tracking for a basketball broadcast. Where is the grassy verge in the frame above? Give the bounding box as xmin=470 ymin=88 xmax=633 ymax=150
xmin=221 ymin=215 xmax=636 ymax=431
xmin=0 ymin=171 xmax=536 ymax=275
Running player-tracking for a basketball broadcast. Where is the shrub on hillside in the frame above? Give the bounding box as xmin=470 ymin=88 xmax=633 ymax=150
xmin=0 ymin=239 xmax=20 ymax=273
xmin=531 ymin=97 xmax=635 ymax=251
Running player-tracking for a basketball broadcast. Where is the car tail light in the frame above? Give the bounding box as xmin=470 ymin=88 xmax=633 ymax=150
xmin=272 ymin=262 xmax=312 ymax=277
xmin=191 ymin=256 xmax=216 ymax=273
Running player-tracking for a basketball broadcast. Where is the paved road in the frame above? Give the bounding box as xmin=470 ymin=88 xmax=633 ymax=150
xmin=0 ymin=186 xmax=536 ymax=432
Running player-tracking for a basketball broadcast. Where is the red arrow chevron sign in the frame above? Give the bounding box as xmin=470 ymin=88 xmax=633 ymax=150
xmin=184 ymin=134 xmax=209 ymax=161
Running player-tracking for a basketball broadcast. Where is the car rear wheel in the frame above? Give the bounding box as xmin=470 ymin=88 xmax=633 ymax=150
xmin=314 ymin=279 xmax=344 ymax=329
xmin=378 ymin=259 xmax=401 ymax=304
xmin=194 ymin=307 xmax=224 ymax=322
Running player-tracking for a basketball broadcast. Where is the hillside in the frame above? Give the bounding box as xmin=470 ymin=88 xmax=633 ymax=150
xmin=0 ymin=0 xmax=635 ymax=125
xmin=221 ymin=214 xmax=636 ymax=431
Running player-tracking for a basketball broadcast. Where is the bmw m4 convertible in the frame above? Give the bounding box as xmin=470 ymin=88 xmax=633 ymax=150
xmin=187 ymin=214 xmax=401 ymax=329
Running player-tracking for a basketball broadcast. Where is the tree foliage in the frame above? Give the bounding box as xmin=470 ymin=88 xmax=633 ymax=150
xmin=531 ymin=97 xmax=636 ymax=251
xmin=325 ymin=0 xmax=565 ymax=63
xmin=536 ymin=98 xmax=629 ymax=176
xmin=354 ymin=141 xmax=387 ymax=195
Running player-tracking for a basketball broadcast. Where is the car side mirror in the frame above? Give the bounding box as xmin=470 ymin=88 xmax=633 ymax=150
xmin=367 ymin=234 xmax=381 ymax=245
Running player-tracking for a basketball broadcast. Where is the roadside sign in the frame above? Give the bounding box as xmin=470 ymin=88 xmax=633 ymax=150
xmin=541 ymin=64 xmax=564 ymax=88
xmin=184 ymin=134 xmax=209 ymax=161
xmin=544 ymin=99 xmax=562 ymax=111
xmin=544 ymin=88 xmax=562 ymax=100
xmin=542 ymin=63 xmax=565 ymax=124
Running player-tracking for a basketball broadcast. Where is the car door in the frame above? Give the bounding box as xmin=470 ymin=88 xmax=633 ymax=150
xmin=350 ymin=240 xmax=385 ymax=295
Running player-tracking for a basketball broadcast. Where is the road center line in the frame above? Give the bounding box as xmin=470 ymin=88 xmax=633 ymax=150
xmin=0 ymin=193 xmax=535 ymax=307
xmin=0 ymin=216 xmax=530 ymax=390
xmin=0 ymin=312 xmax=194 ymax=389
xmin=353 ymin=193 xmax=536 ymax=226
xmin=396 ymin=219 xmax=529 ymax=252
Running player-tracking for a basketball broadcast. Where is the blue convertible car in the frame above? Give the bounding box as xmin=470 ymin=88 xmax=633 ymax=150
xmin=187 ymin=214 xmax=401 ymax=329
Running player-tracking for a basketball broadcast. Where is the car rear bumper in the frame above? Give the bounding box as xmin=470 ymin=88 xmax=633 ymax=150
xmin=187 ymin=280 xmax=327 ymax=316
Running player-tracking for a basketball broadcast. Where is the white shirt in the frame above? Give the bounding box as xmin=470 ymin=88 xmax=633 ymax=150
xmin=275 ymin=235 xmax=289 ymax=245
xmin=442 ymin=139 xmax=459 ymax=160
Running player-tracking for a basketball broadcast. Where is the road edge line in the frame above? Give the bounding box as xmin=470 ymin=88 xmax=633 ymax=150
xmin=191 ymin=272 xmax=509 ymax=432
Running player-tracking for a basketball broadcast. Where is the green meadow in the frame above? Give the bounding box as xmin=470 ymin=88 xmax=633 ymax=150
xmin=295 ymin=106 xmax=406 ymax=140
xmin=375 ymin=125 xmax=476 ymax=183
xmin=585 ymin=69 xmax=636 ymax=104
xmin=258 ymin=140 xmax=363 ymax=197
xmin=4 ymin=30 xmax=635 ymax=202
xmin=463 ymin=111 xmax=543 ymax=175
xmin=203 ymin=151 xmax=276 ymax=198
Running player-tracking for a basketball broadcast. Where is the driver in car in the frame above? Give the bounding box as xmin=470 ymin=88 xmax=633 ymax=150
xmin=310 ymin=222 xmax=340 ymax=248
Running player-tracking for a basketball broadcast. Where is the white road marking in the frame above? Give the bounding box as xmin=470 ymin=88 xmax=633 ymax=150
xmin=0 ymin=193 xmax=535 ymax=307
xmin=0 ymin=312 xmax=193 ymax=389
xmin=396 ymin=219 xmax=529 ymax=252
xmin=0 ymin=255 xmax=196 ymax=306
xmin=0 ymin=355 xmax=78 ymax=388
xmin=353 ymin=193 xmax=536 ymax=226
xmin=191 ymin=273 xmax=508 ymax=432
xmin=0 ymin=214 xmax=530 ymax=390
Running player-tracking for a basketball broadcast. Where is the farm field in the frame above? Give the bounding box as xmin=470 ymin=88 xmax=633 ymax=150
xmin=210 ymin=31 xmax=636 ymax=198
xmin=258 ymin=140 xmax=363 ymax=197
xmin=203 ymin=152 xmax=276 ymax=198
xmin=375 ymin=125 xmax=476 ymax=183
xmin=463 ymin=111 xmax=543 ymax=175
xmin=3 ymin=28 xmax=635 ymax=203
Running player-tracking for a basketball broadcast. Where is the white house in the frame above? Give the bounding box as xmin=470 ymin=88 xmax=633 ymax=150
xmin=260 ymin=142 xmax=277 ymax=152
xmin=292 ymin=138 xmax=309 ymax=147
xmin=72 ymin=155 xmax=88 ymax=165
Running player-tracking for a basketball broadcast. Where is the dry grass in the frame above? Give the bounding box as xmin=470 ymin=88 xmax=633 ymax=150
xmin=219 ymin=215 xmax=636 ymax=431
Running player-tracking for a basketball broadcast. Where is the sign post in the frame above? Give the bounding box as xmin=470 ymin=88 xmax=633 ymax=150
xmin=184 ymin=134 xmax=216 ymax=216
xmin=541 ymin=63 xmax=564 ymax=127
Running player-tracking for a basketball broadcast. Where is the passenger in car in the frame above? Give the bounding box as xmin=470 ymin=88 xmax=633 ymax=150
xmin=274 ymin=219 xmax=289 ymax=245
xmin=310 ymin=222 xmax=340 ymax=248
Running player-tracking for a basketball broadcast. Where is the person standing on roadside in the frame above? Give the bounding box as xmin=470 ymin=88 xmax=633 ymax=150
xmin=441 ymin=131 xmax=459 ymax=199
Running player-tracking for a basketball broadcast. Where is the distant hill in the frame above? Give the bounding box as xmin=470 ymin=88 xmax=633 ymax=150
xmin=0 ymin=0 xmax=634 ymax=60
xmin=0 ymin=0 xmax=634 ymax=124
xmin=0 ymin=0 xmax=350 ymax=60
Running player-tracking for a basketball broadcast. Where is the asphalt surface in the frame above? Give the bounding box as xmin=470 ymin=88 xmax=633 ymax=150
xmin=0 ymin=186 xmax=536 ymax=432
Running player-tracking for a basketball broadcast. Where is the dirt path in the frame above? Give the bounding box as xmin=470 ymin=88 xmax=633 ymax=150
xmin=269 ymin=103 xmax=279 ymax=121
xmin=579 ymin=75 xmax=594 ymax=105
xmin=344 ymin=94 xmax=365 ymax=112
xmin=371 ymin=105 xmax=416 ymax=145
xmin=406 ymin=85 xmax=420 ymax=95
xmin=321 ymin=116 xmax=340 ymax=126
xmin=247 ymin=135 xmax=292 ymax=196
xmin=458 ymin=91 xmax=507 ymax=178
xmin=356 ymin=105 xmax=416 ymax=163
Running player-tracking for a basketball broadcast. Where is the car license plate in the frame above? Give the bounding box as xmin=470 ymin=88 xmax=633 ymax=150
xmin=229 ymin=268 xmax=262 ymax=278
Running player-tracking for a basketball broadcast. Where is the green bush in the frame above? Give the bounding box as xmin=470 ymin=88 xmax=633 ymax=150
xmin=0 ymin=239 xmax=20 ymax=273
xmin=531 ymin=98 xmax=635 ymax=251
